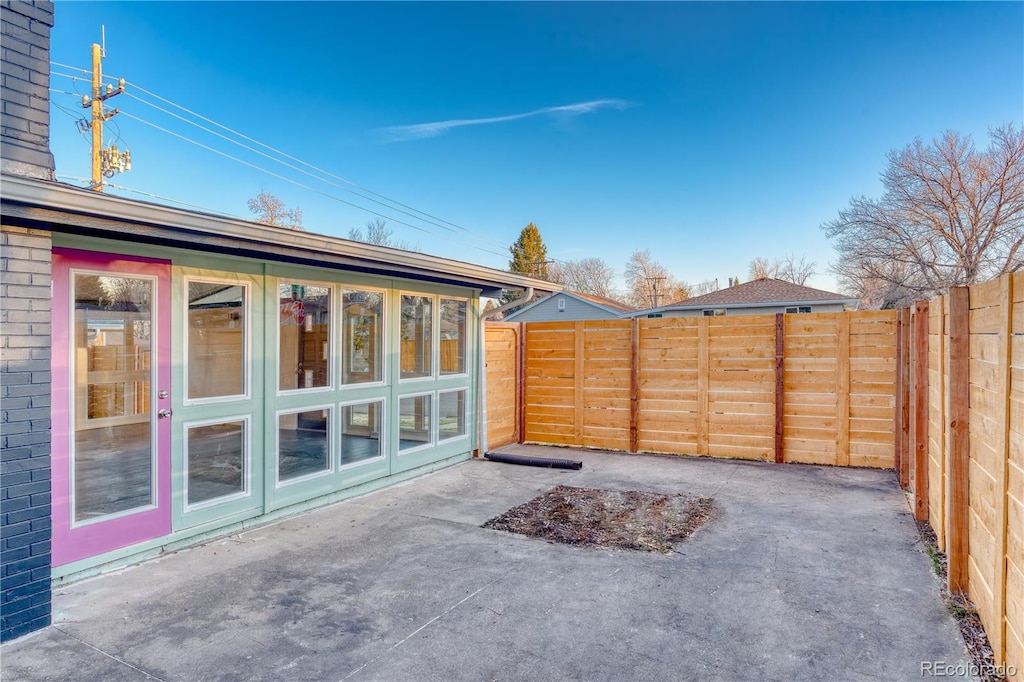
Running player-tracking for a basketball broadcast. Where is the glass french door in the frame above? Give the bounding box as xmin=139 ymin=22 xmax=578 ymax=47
xmin=51 ymin=249 xmax=171 ymax=566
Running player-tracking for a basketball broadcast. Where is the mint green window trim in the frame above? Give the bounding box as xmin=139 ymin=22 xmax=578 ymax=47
xmin=338 ymin=397 xmax=387 ymax=470
xmin=275 ymin=404 xmax=334 ymax=487
xmin=183 ymin=276 xmax=252 ymax=405
xmin=172 ymin=265 xmax=265 ymax=533
xmin=182 ymin=414 xmax=251 ymax=512
xmin=276 ymin=279 xmax=335 ymax=395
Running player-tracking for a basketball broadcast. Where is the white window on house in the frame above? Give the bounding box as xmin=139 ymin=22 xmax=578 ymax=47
xmin=647 ymin=313 xmax=663 ymax=319
xmin=703 ymin=309 xmax=726 ymax=317
xmin=438 ymin=389 xmax=467 ymax=441
xmin=786 ymin=306 xmax=812 ymax=314
xmin=557 ymin=297 xmax=566 ymax=311
xmin=400 ymin=295 xmax=433 ymax=380
xmin=277 ymin=407 xmax=332 ymax=484
xmin=185 ymin=417 xmax=249 ymax=509
xmin=439 ymin=298 xmax=467 ymax=375
xmin=278 ymin=282 xmax=331 ymax=392
xmin=342 ymin=288 xmax=384 ymax=385
xmin=340 ymin=399 xmax=384 ymax=468
xmin=398 ymin=393 xmax=432 ymax=452
xmin=186 ymin=279 xmax=249 ymax=401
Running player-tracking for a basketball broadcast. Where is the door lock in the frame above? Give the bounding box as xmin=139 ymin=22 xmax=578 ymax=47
xmin=158 ymin=408 xmax=173 ymax=419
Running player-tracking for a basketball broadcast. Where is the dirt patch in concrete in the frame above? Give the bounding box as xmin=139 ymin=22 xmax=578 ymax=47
xmin=482 ymin=485 xmax=718 ymax=553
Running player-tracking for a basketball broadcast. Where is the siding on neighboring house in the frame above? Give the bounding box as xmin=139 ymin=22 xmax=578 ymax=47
xmin=504 ymin=292 xmax=634 ymax=322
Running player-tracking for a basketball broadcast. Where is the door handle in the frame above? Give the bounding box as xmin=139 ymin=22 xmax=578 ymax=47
xmin=158 ymin=408 xmax=172 ymax=419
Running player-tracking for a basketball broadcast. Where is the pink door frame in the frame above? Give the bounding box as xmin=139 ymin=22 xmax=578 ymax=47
xmin=51 ymin=248 xmax=172 ymax=567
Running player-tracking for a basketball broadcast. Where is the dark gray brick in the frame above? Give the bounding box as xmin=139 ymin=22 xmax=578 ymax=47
xmin=3 ymin=530 xmax=48 ymax=551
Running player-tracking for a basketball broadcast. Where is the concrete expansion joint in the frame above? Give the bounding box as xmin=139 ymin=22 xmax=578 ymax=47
xmin=51 ymin=626 xmax=166 ymax=681
xmin=340 ymin=568 xmax=513 ymax=680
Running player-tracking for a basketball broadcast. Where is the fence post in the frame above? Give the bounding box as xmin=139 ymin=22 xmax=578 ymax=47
xmin=574 ymin=320 xmax=585 ymax=446
xmin=946 ymin=287 xmax=970 ymax=595
xmin=995 ymin=274 xmax=1014 ymax=664
xmin=630 ymin=318 xmax=640 ymax=453
xmin=913 ymin=300 xmax=930 ymax=521
xmin=775 ymin=313 xmax=785 ymax=464
xmin=517 ymin=322 xmax=526 ymax=444
xmin=697 ymin=317 xmax=710 ymax=456
xmin=895 ymin=310 xmax=905 ymax=478
xmin=899 ymin=307 xmax=913 ymax=489
xmin=836 ymin=312 xmax=851 ymax=467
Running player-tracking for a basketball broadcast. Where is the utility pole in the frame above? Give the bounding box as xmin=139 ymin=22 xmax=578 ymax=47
xmin=526 ymin=260 xmax=553 ymax=279
xmin=80 ymin=40 xmax=129 ymax=191
xmin=646 ymin=276 xmax=665 ymax=308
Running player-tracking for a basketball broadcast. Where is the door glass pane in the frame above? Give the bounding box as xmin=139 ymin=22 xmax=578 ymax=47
xmin=340 ymin=401 xmax=383 ymax=466
xmin=279 ymin=283 xmax=331 ymax=391
xmin=73 ymin=273 xmax=154 ymax=522
xmin=439 ymin=299 xmax=466 ymax=375
xmin=401 ymin=295 xmax=432 ymax=379
xmin=187 ymin=420 xmax=246 ymax=506
xmin=342 ymin=289 xmax=383 ymax=384
xmin=439 ymin=390 xmax=467 ymax=441
xmin=399 ymin=394 xmax=431 ymax=451
xmin=188 ymin=281 xmax=246 ymax=399
xmin=278 ymin=408 xmax=330 ymax=482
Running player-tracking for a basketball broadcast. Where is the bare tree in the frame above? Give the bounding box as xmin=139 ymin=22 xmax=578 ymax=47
xmin=776 ymin=255 xmax=815 ymax=286
xmin=748 ymin=257 xmax=774 ymax=281
xmin=689 ymin=279 xmax=720 ymax=296
xmin=823 ymin=125 xmax=1024 ymax=308
xmin=748 ymin=255 xmax=815 ymax=285
xmin=348 ymin=218 xmax=419 ymax=251
xmin=548 ymin=258 xmax=618 ymax=299
xmin=247 ymin=191 xmax=303 ymax=230
xmin=624 ymin=249 xmax=688 ymax=308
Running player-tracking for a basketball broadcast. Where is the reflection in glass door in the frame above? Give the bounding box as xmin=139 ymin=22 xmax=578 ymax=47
xmin=73 ymin=273 xmax=155 ymax=520
xmin=52 ymin=250 xmax=171 ymax=567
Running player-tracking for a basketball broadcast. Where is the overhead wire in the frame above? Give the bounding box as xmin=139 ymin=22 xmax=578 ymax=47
xmin=51 ymin=65 xmax=514 ymax=258
xmin=118 ymin=111 xmax=509 ymax=259
xmin=55 ymin=174 xmax=243 ymax=216
xmin=122 ymin=89 xmax=508 ymax=251
xmin=125 ymin=81 xmax=483 ymax=238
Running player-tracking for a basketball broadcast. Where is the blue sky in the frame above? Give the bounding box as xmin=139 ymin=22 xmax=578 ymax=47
xmin=48 ymin=2 xmax=1023 ymax=294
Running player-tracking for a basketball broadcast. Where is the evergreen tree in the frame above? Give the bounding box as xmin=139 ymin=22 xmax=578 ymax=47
xmin=502 ymin=222 xmax=550 ymax=311
xmin=508 ymin=222 xmax=549 ymax=278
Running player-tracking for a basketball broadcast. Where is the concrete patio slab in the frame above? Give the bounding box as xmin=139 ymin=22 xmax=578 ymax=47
xmin=1 ymin=446 xmax=972 ymax=681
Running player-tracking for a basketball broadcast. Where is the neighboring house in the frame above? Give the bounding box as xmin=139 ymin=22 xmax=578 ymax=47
xmin=625 ymin=278 xmax=859 ymax=318
xmin=0 ymin=2 xmax=553 ymax=642
xmin=503 ymin=290 xmax=636 ymax=322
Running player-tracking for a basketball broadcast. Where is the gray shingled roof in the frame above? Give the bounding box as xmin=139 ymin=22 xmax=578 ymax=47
xmin=667 ymin=278 xmax=853 ymax=307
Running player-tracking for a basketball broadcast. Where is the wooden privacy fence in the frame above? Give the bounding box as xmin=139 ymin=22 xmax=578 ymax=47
xmin=485 ymin=311 xmax=898 ymax=467
xmin=904 ymin=272 xmax=1023 ymax=676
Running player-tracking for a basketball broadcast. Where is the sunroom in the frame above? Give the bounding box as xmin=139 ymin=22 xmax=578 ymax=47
xmin=1 ymin=174 xmax=553 ymax=582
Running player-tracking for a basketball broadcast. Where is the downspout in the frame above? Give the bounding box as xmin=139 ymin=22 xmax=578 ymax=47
xmin=477 ymin=287 xmax=534 ymax=457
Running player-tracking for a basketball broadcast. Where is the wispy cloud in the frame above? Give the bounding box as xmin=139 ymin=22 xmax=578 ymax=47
xmin=378 ymin=99 xmax=634 ymax=142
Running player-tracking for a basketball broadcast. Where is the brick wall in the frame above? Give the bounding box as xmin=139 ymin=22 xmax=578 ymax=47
xmin=1 ymin=0 xmax=56 ymax=180
xmin=0 ymin=225 xmax=53 ymax=641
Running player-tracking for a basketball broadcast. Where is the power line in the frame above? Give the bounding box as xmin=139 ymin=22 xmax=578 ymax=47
xmin=51 ymin=64 xmax=515 ymax=256
xmin=125 ymin=81 xmax=481 ymax=237
xmin=51 ymin=66 xmax=516 ymax=253
xmin=121 ymin=89 xmax=508 ymax=251
xmin=56 ymin=174 xmax=244 ymax=216
xmin=118 ymin=111 xmax=509 ymax=259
